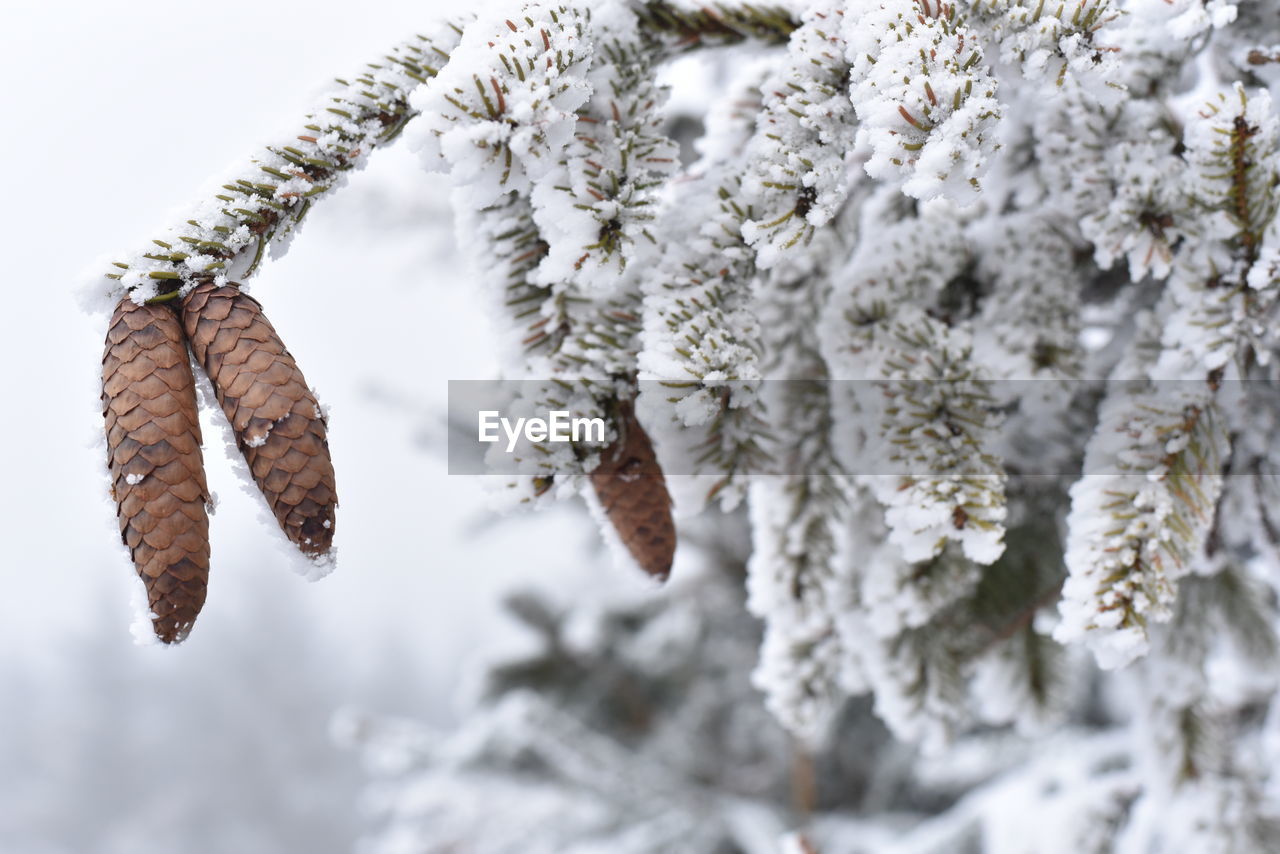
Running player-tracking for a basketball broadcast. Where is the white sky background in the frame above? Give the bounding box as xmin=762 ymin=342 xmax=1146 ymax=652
xmin=0 ymin=2 xmax=653 ymax=850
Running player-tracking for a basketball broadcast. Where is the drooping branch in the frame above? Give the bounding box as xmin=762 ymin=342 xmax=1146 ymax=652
xmin=93 ymin=21 xmax=466 ymax=307
xmin=92 ymin=4 xmax=801 ymax=312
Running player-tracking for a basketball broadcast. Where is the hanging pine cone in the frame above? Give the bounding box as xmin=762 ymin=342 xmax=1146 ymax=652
xmin=590 ymin=402 xmax=675 ymax=581
xmin=180 ymin=282 xmax=337 ymax=558
xmin=102 ymin=297 xmax=211 ymax=644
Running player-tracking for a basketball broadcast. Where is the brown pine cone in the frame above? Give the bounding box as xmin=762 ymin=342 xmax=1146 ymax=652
xmin=590 ymin=403 xmax=675 ymax=581
xmin=102 ymin=297 xmax=210 ymax=643
xmin=180 ymin=282 xmax=337 ymax=557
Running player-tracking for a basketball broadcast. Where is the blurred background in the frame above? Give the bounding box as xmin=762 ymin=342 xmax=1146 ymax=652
xmin=0 ymin=2 xmax=662 ymax=850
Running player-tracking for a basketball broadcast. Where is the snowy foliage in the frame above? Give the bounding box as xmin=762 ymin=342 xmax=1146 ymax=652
xmin=746 ymin=245 xmax=855 ymax=745
xmin=1057 ymin=381 xmax=1229 ymax=669
xmin=1157 ymin=84 xmax=1280 ymax=380
xmin=844 ymin=0 xmax=1003 ymax=199
xmin=412 ymin=6 xmax=593 ymax=206
xmin=96 ymin=0 xmax=1280 ymax=849
xmin=741 ymin=0 xmax=855 ymax=267
xmin=531 ymin=4 xmax=681 ymax=287
xmin=636 ymin=71 xmax=772 ymax=512
xmin=88 ymin=21 xmax=465 ymax=312
xmin=822 ymin=195 xmax=1008 ymax=565
xmin=963 ymin=0 xmax=1120 ymax=88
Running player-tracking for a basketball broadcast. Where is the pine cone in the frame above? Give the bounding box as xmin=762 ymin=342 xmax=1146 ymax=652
xmin=102 ymin=297 xmax=210 ymax=643
xmin=590 ymin=403 xmax=675 ymax=581
xmin=181 ymin=282 xmax=337 ymax=557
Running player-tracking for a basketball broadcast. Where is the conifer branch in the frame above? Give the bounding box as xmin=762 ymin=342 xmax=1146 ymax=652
xmin=747 ymin=255 xmax=857 ymax=744
xmin=1157 ymin=83 xmax=1280 ymax=380
xmin=638 ymin=72 xmax=773 ymax=511
xmin=845 ymin=0 xmax=1003 ymax=200
xmin=95 ymin=22 xmax=466 ymax=306
xmin=631 ymin=0 xmax=800 ymax=52
xmin=741 ymin=0 xmax=855 ymax=268
xmin=822 ymin=195 xmax=1008 ymax=565
xmin=1057 ymin=380 xmax=1230 ymax=669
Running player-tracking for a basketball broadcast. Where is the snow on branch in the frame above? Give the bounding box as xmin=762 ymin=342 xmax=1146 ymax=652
xmin=435 ymin=5 xmax=657 ymax=505
xmin=1055 ymin=89 xmax=1280 ymax=662
xmin=748 ymin=472 xmax=851 ymax=745
xmin=820 ymin=479 xmax=1075 ymax=750
xmin=1031 ymin=82 xmax=1188 ymax=282
xmin=741 ymin=0 xmax=856 ymax=267
xmin=1056 ymin=378 xmax=1229 ymax=670
xmin=630 ymin=0 xmax=800 ymax=54
xmin=747 ymin=254 xmax=858 ymax=744
xmin=636 ymin=175 xmax=771 ymax=511
xmin=457 ymin=186 xmax=646 ymax=504
xmin=456 ymin=191 xmax=554 ymax=374
xmin=636 ymin=75 xmax=774 ymax=512
xmin=412 ymin=5 xmax=594 ymax=207
xmin=1121 ymin=569 xmax=1280 ymax=852
xmin=823 ymin=197 xmax=1008 ymax=565
xmin=962 ymin=0 xmax=1120 ymax=88
xmin=439 ymin=3 xmax=804 ymax=510
xmin=870 ymin=315 xmax=1008 ymax=565
xmin=844 ymin=0 xmax=1004 ymax=200
xmin=90 ymin=21 xmax=465 ymax=310
xmin=969 ymin=215 xmax=1083 ymax=382
xmin=1109 ymin=0 xmax=1237 ymax=90
xmin=531 ymin=3 xmax=681 ymax=288
xmin=1157 ymin=84 xmax=1280 ymax=381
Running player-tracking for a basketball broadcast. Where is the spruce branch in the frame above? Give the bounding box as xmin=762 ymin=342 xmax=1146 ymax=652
xmin=1183 ymin=83 xmax=1279 ymax=270
xmin=532 ymin=5 xmax=681 ymax=287
xmin=1156 ymin=83 xmax=1280 ymax=380
xmin=631 ymin=0 xmax=800 ymax=53
xmin=747 ymin=256 xmax=858 ymax=745
xmin=863 ymin=621 xmax=970 ymax=749
xmin=970 ymin=216 xmax=1084 ymax=381
xmin=822 ymin=195 xmax=1008 ymax=566
xmin=742 ymin=0 xmax=855 ymax=268
xmin=872 ymin=314 xmax=1009 ymax=565
xmin=413 ymin=6 xmax=594 ymax=207
xmin=845 ymin=0 xmax=1004 ymax=200
xmin=637 ymin=175 xmax=772 ymax=510
xmin=1056 ymin=380 xmax=1230 ymax=670
xmin=96 ymin=21 xmax=465 ymax=305
xmin=637 ymin=72 xmax=774 ymax=511
xmin=435 ymin=7 xmax=656 ymax=507
xmin=834 ymin=483 xmax=1072 ymax=747
xmin=963 ymin=0 xmax=1121 ymax=88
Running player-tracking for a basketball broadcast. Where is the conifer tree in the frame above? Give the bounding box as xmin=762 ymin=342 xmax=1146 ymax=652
xmin=89 ymin=0 xmax=1280 ymax=848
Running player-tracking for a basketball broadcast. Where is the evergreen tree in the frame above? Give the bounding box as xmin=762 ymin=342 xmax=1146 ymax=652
xmin=88 ymin=0 xmax=1280 ymax=849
